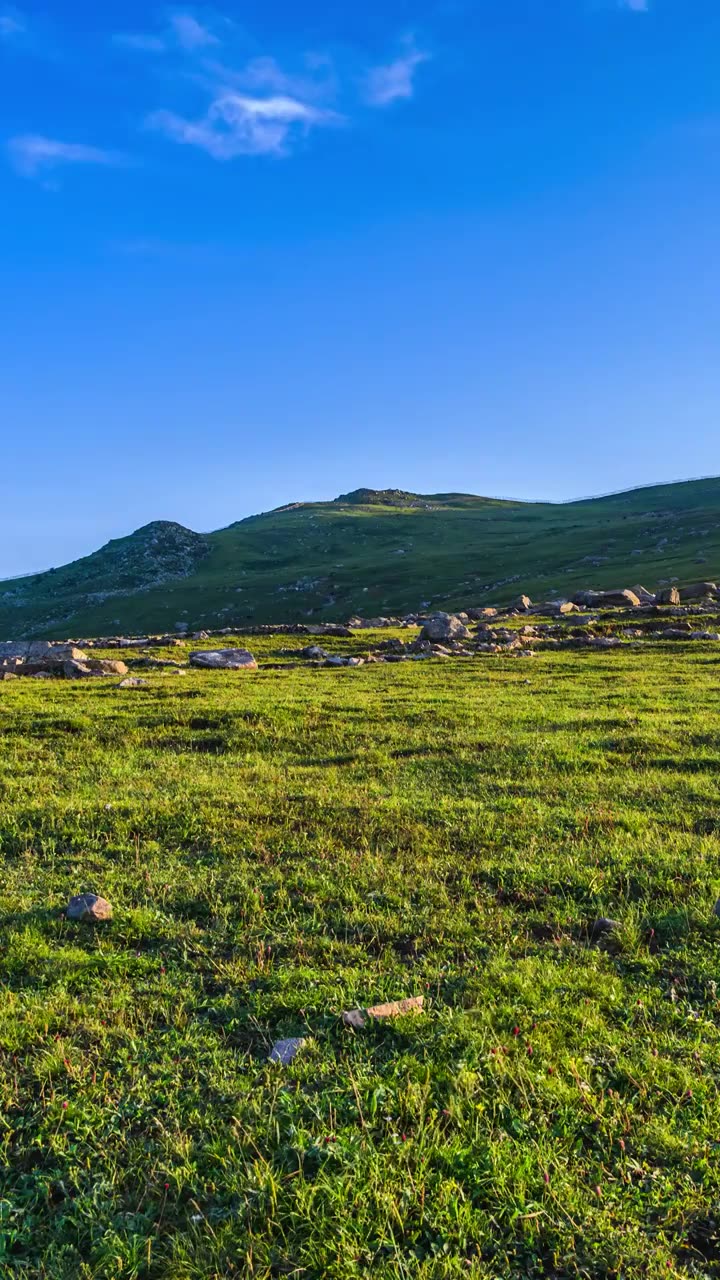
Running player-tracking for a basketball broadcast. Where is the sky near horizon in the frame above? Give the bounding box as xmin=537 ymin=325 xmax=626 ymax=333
xmin=1 ymin=0 xmax=720 ymax=577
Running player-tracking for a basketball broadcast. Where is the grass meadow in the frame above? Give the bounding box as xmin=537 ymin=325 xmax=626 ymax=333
xmin=2 ymin=631 xmax=720 ymax=1278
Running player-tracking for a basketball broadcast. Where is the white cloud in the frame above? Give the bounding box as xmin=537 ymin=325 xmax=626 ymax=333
xmin=619 ymin=0 xmax=649 ymax=9
xmin=149 ymin=92 xmax=339 ymax=159
xmin=363 ymin=43 xmax=429 ymax=107
xmin=8 ymin=135 xmax=121 ymax=178
xmin=170 ymin=13 xmax=219 ymax=51
xmin=113 ymin=32 xmax=166 ymax=52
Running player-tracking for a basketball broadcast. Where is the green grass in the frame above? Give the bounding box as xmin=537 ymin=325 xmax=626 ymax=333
xmin=3 ymin=475 xmax=720 ymax=638
xmin=2 ymin=633 xmax=720 ymax=1277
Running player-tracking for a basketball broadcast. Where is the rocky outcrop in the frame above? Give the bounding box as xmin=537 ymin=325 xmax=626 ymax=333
xmin=0 ymin=641 xmax=127 ymax=678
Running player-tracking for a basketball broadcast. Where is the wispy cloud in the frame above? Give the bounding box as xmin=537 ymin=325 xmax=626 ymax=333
xmin=170 ymin=12 xmax=219 ymax=51
xmin=215 ymin=53 xmax=337 ymax=104
xmin=113 ymin=31 xmax=166 ymax=53
xmin=8 ymin=134 xmax=122 ymax=178
xmin=0 ymin=8 xmax=24 ymax=38
xmin=363 ymin=42 xmax=429 ymax=107
xmin=114 ymin=12 xmax=221 ymax=55
xmin=619 ymin=0 xmax=649 ymax=9
xmin=149 ymin=92 xmax=339 ymax=159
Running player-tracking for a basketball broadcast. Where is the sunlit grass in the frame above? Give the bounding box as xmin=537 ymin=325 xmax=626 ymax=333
xmin=1 ymin=633 xmax=720 ymax=1277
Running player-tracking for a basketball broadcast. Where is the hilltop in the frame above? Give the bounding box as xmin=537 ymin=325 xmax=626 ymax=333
xmin=2 ymin=477 xmax=720 ymax=639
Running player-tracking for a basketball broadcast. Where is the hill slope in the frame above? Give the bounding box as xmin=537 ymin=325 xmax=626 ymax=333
xmin=2 ymin=478 xmax=720 ymax=638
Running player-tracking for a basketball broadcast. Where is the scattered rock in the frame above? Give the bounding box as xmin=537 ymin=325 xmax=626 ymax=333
xmin=342 ymin=995 xmax=424 ymax=1029
xmin=189 ymin=649 xmax=258 ymax=670
xmin=66 ymin=893 xmax=113 ymax=923
xmin=590 ymin=917 xmax=620 ymax=940
xmin=268 ymin=1037 xmax=307 ymax=1066
xmin=680 ymin=582 xmax=718 ymax=601
xmin=597 ymin=590 xmax=641 ymax=608
xmin=63 ymin=659 xmax=129 ymax=678
xmin=117 ymin=677 xmax=149 ymax=688
xmin=656 ymin=587 xmax=681 ymax=605
xmin=419 ymin=613 xmax=470 ymax=642
xmin=511 ymin=595 xmax=533 ymax=612
xmin=300 ymin=645 xmax=329 ymax=659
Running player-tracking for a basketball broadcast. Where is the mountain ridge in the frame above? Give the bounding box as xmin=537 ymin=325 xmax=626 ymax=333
xmin=2 ymin=477 xmax=720 ymax=639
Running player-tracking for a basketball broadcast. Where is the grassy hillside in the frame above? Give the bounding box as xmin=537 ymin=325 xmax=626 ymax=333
xmin=2 ymin=477 xmax=720 ymax=638
xmin=2 ymin=635 xmax=720 ymax=1275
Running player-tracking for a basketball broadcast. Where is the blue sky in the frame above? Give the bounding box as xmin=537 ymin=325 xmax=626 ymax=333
xmin=2 ymin=0 xmax=719 ymax=576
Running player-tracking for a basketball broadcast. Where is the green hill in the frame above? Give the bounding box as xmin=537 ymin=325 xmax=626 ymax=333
xmin=2 ymin=477 xmax=720 ymax=638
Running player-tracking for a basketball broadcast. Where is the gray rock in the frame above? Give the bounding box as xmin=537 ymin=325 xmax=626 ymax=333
xmin=300 ymin=645 xmax=329 ymax=659
xmin=117 ymin=677 xmax=149 ymax=688
xmin=656 ymin=587 xmax=681 ymax=605
xmin=511 ymin=595 xmax=533 ymax=612
xmin=419 ymin=612 xmax=471 ymax=643
xmin=67 ymin=893 xmax=113 ymax=923
xmin=680 ymin=582 xmax=718 ymax=601
xmin=63 ymin=659 xmax=129 ymax=679
xmin=591 ymin=917 xmax=620 ymax=939
xmin=189 ymin=649 xmax=257 ymax=670
xmin=598 ymin=590 xmax=641 ymax=608
xmin=268 ymin=1037 xmax=307 ymax=1065
xmin=631 ymin=584 xmax=657 ymax=604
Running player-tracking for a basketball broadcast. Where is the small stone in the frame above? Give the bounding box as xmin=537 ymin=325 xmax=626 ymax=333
xmin=300 ymin=645 xmax=329 ymax=659
xmin=713 ymin=900 xmax=720 ymax=920
xmin=268 ymin=1037 xmax=307 ymax=1065
xmin=343 ymin=995 xmax=424 ymax=1028
xmin=117 ymin=677 xmax=149 ymax=688
xmin=342 ymin=1009 xmax=367 ymax=1029
xmin=67 ymin=893 xmax=113 ymax=923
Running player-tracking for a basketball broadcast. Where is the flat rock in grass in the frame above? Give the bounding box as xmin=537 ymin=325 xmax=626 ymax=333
xmin=63 ymin=659 xmax=129 ymax=678
xmin=189 ymin=648 xmax=257 ymax=671
xmin=268 ymin=1037 xmax=307 ymax=1065
xmin=67 ymin=893 xmax=113 ymax=923
xmin=343 ymin=995 xmax=424 ymax=1029
xmin=117 ymin=677 xmax=149 ymax=688
xmin=590 ymin=917 xmax=621 ymax=940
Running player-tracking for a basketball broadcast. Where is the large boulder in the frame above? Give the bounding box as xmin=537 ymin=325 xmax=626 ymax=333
xmin=631 ymin=584 xmax=657 ymax=604
xmin=597 ymin=589 xmax=641 ymax=608
xmin=656 ymin=586 xmax=681 ymax=605
xmin=419 ymin=612 xmax=471 ymax=642
xmin=680 ymin=582 xmax=718 ymax=601
xmin=189 ymin=648 xmax=258 ymax=670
